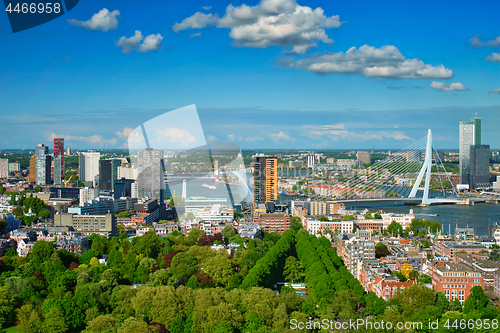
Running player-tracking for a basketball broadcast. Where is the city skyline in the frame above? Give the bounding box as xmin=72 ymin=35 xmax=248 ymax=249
xmin=1 ymin=0 xmax=499 ymax=149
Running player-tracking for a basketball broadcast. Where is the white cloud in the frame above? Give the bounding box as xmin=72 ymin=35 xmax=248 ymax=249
xmin=278 ymin=45 xmax=453 ymax=79
xmin=486 ymin=53 xmax=500 ymax=62
xmin=48 ymin=133 xmax=117 ymax=146
xmin=202 ymin=6 xmax=212 ymax=10
xmin=227 ymin=134 xmax=243 ymax=141
xmin=156 ymin=128 xmax=197 ymax=146
xmin=173 ymin=0 xmax=342 ymax=54
xmin=489 ymin=88 xmax=500 ymax=95
xmin=429 ymin=81 xmax=470 ymax=91
xmin=190 ymin=32 xmax=202 ymax=38
xmin=68 ymin=8 xmax=120 ymax=31
xmin=245 ymin=136 xmax=264 ymax=142
xmin=172 ymin=12 xmax=219 ymax=32
xmin=298 ymin=124 xmax=411 ymax=141
xmin=268 ymin=131 xmax=295 ymax=142
xmin=138 ymin=34 xmax=164 ymax=52
xmin=115 ymin=31 xmax=163 ymax=53
xmin=207 ymin=135 xmax=218 ymax=141
xmin=115 ymin=30 xmax=143 ymax=53
xmin=115 ymin=127 xmax=134 ymax=138
xmin=469 ymin=35 xmax=500 ymax=48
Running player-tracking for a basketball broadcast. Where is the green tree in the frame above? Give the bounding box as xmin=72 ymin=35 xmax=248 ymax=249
xmin=373 ymin=213 xmax=382 ymax=219
xmin=0 ymin=286 xmax=16 ymax=325
xmin=30 ymin=240 xmax=56 ymax=263
xmin=83 ymin=315 xmax=117 ymax=333
xmin=387 ymin=220 xmax=403 ymax=236
xmin=38 ymin=208 xmax=51 ymax=219
xmin=16 ymin=304 xmax=43 ymax=333
xmin=204 ymin=255 xmax=234 ymax=287
xmin=283 ymin=256 xmax=304 ymax=283
xmin=222 ymin=225 xmax=236 ymax=241
xmin=0 ymin=219 xmax=7 ymax=233
xmin=463 ymin=286 xmax=494 ymax=315
xmin=171 ymin=253 xmax=198 ymax=283
xmin=342 ymin=215 xmax=355 ymax=221
xmin=43 ymin=308 xmax=68 ymax=333
xmin=375 ymin=242 xmax=390 ymax=258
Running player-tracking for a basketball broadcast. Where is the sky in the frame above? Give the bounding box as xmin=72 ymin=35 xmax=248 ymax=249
xmin=0 ymin=0 xmax=499 ymax=150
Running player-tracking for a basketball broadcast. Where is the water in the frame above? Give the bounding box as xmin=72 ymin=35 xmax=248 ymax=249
xmin=166 ymin=175 xmax=499 ymax=237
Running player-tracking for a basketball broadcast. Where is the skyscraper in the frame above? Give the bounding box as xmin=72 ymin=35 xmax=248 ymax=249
xmin=306 ymin=155 xmax=315 ymax=168
xmin=459 ymin=117 xmax=490 ymax=189
xmin=254 ymin=155 xmax=277 ymax=204
xmin=53 ymin=138 xmax=65 ymax=185
xmin=35 ymin=144 xmax=51 ymax=185
xmin=356 ymin=151 xmax=371 ymax=165
xmin=99 ymin=158 xmax=121 ymax=192
xmin=78 ymin=152 xmax=100 ymax=185
xmin=29 ymin=155 xmax=36 ymax=182
xmin=137 ymin=148 xmax=164 ymax=200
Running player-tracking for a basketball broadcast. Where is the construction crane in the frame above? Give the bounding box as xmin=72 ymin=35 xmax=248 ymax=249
xmin=63 ymin=175 xmax=73 ymax=187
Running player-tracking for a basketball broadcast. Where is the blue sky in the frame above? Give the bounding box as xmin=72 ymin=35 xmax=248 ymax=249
xmin=0 ymin=0 xmax=499 ymax=150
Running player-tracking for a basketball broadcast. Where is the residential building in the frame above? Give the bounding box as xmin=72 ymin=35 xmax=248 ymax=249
xmin=302 ymin=216 xmax=354 ymax=236
xmin=252 ymin=212 xmax=290 ymax=233
xmin=17 ymin=238 xmax=35 ymax=257
xmin=0 ymin=213 xmax=22 ymax=232
xmin=137 ymin=148 xmax=164 ymax=201
xmin=54 ymin=213 xmax=117 ymax=238
xmin=69 ymin=196 xmax=137 ymax=215
xmin=78 ymin=152 xmax=100 ymax=185
xmin=184 ymin=197 xmax=233 ymax=223
xmin=306 ymin=155 xmax=315 ymax=168
xmin=55 ymin=235 xmax=89 ymax=254
xmin=35 ymin=144 xmax=51 ymax=185
xmin=356 ymin=151 xmax=371 ymax=165
xmin=8 ymin=163 xmax=20 ymax=172
xmin=135 ymin=222 xmax=179 ymax=237
xmin=431 ymin=261 xmax=484 ymax=303
xmin=373 ymin=279 xmax=416 ymax=300
xmin=456 ymin=253 xmax=500 ymax=287
xmin=0 ymin=159 xmax=8 ymax=178
xmin=254 ymin=155 xmax=277 ymax=205
xmin=239 ymin=224 xmax=262 ymax=239
xmin=381 ymin=209 xmax=416 ymax=229
xmin=494 ymin=269 xmax=500 ymax=297
xmin=433 ymin=241 xmax=489 ymax=261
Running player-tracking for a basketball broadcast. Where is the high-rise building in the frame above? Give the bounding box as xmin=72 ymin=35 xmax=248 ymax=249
xmin=306 ymin=155 xmax=315 ymax=168
xmin=356 ymin=151 xmax=371 ymax=165
xmin=254 ymin=155 xmax=277 ymax=204
xmin=459 ymin=117 xmax=490 ymax=189
xmin=35 ymin=144 xmax=51 ymax=185
xmin=137 ymin=148 xmax=165 ymax=200
xmin=53 ymin=138 xmax=65 ymax=185
xmin=8 ymin=163 xmax=20 ymax=172
xmin=0 ymin=159 xmax=8 ymax=179
xmin=29 ymin=155 xmax=36 ymax=182
xmin=78 ymin=152 xmax=100 ymax=185
xmin=36 ymin=155 xmax=51 ymax=185
xmin=99 ymin=158 xmax=121 ymax=192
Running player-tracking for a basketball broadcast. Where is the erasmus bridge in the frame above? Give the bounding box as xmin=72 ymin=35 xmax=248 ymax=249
xmin=332 ymin=129 xmax=460 ymax=206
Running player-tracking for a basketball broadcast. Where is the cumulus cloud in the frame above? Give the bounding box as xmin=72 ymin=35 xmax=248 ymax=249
xmin=48 ymin=133 xmax=117 ymax=146
xmin=207 ymin=135 xmax=218 ymax=142
xmin=268 ymin=131 xmax=295 ymax=142
xmin=489 ymin=88 xmax=500 ymax=95
xmin=68 ymin=8 xmax=120 ymax=31
xmin=469 ymin=35 xmax=500 ymax=48
xmin=486 ymin=53 xmax=500 ymax=62
xmin=227 ymin=134 xmax=243 ymax=141
xmin=429 ymin=81 xmax=470 ymax=91
xmin=202 ymin=6 xmax=212 ymax=10
xmin=278 ymin=45 xmax=453 ymax=79
xmin=115 ymin=127 xmax=134 ymax=138
xmin=173 ymin=0 xmax=342 ymax=54
xmin=190 ymin=32 xmax=202 ymax=38
xmin=115 ymin=31 xmax=163 ymax=53
xmin=172 ymin=13 xmax=219 ymax=32
xmin=138 ymin=34 xmax=164 ymax=52
xmin=156 ymin=128 xmax=196 ymax=146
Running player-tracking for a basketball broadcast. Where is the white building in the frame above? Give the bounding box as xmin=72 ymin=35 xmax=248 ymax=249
xmin=381 ymin=209 xmax=415 ymax=229
xmin=79 ymin=187 xmax=99 ymax=205
xmin=0 ymin=159 xmax=8 ymax=178
xmin=306 ymin=155 xmax=315 ymax=168
xmin=79 ymin=152 xmax=100 ymax=184
xmin=302 ymin=216 xmax=354 ymax=236
xmin=184 ymin=197 xmax=233 ymax=223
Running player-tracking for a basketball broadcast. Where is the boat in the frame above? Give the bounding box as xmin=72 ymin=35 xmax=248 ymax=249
xmin=202 ymin=183 xmax=217 ymax=190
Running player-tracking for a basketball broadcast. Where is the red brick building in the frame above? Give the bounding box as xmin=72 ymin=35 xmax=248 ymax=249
xmin=373 ymin=278 xmax=416 ymax=300
xmin=431 ymin=261 xmax=484 ymax=304
xmin=252 ymin=213 xmax=291 ymax=233
xmin=433 ymin=241 xmax=489 ymax=261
